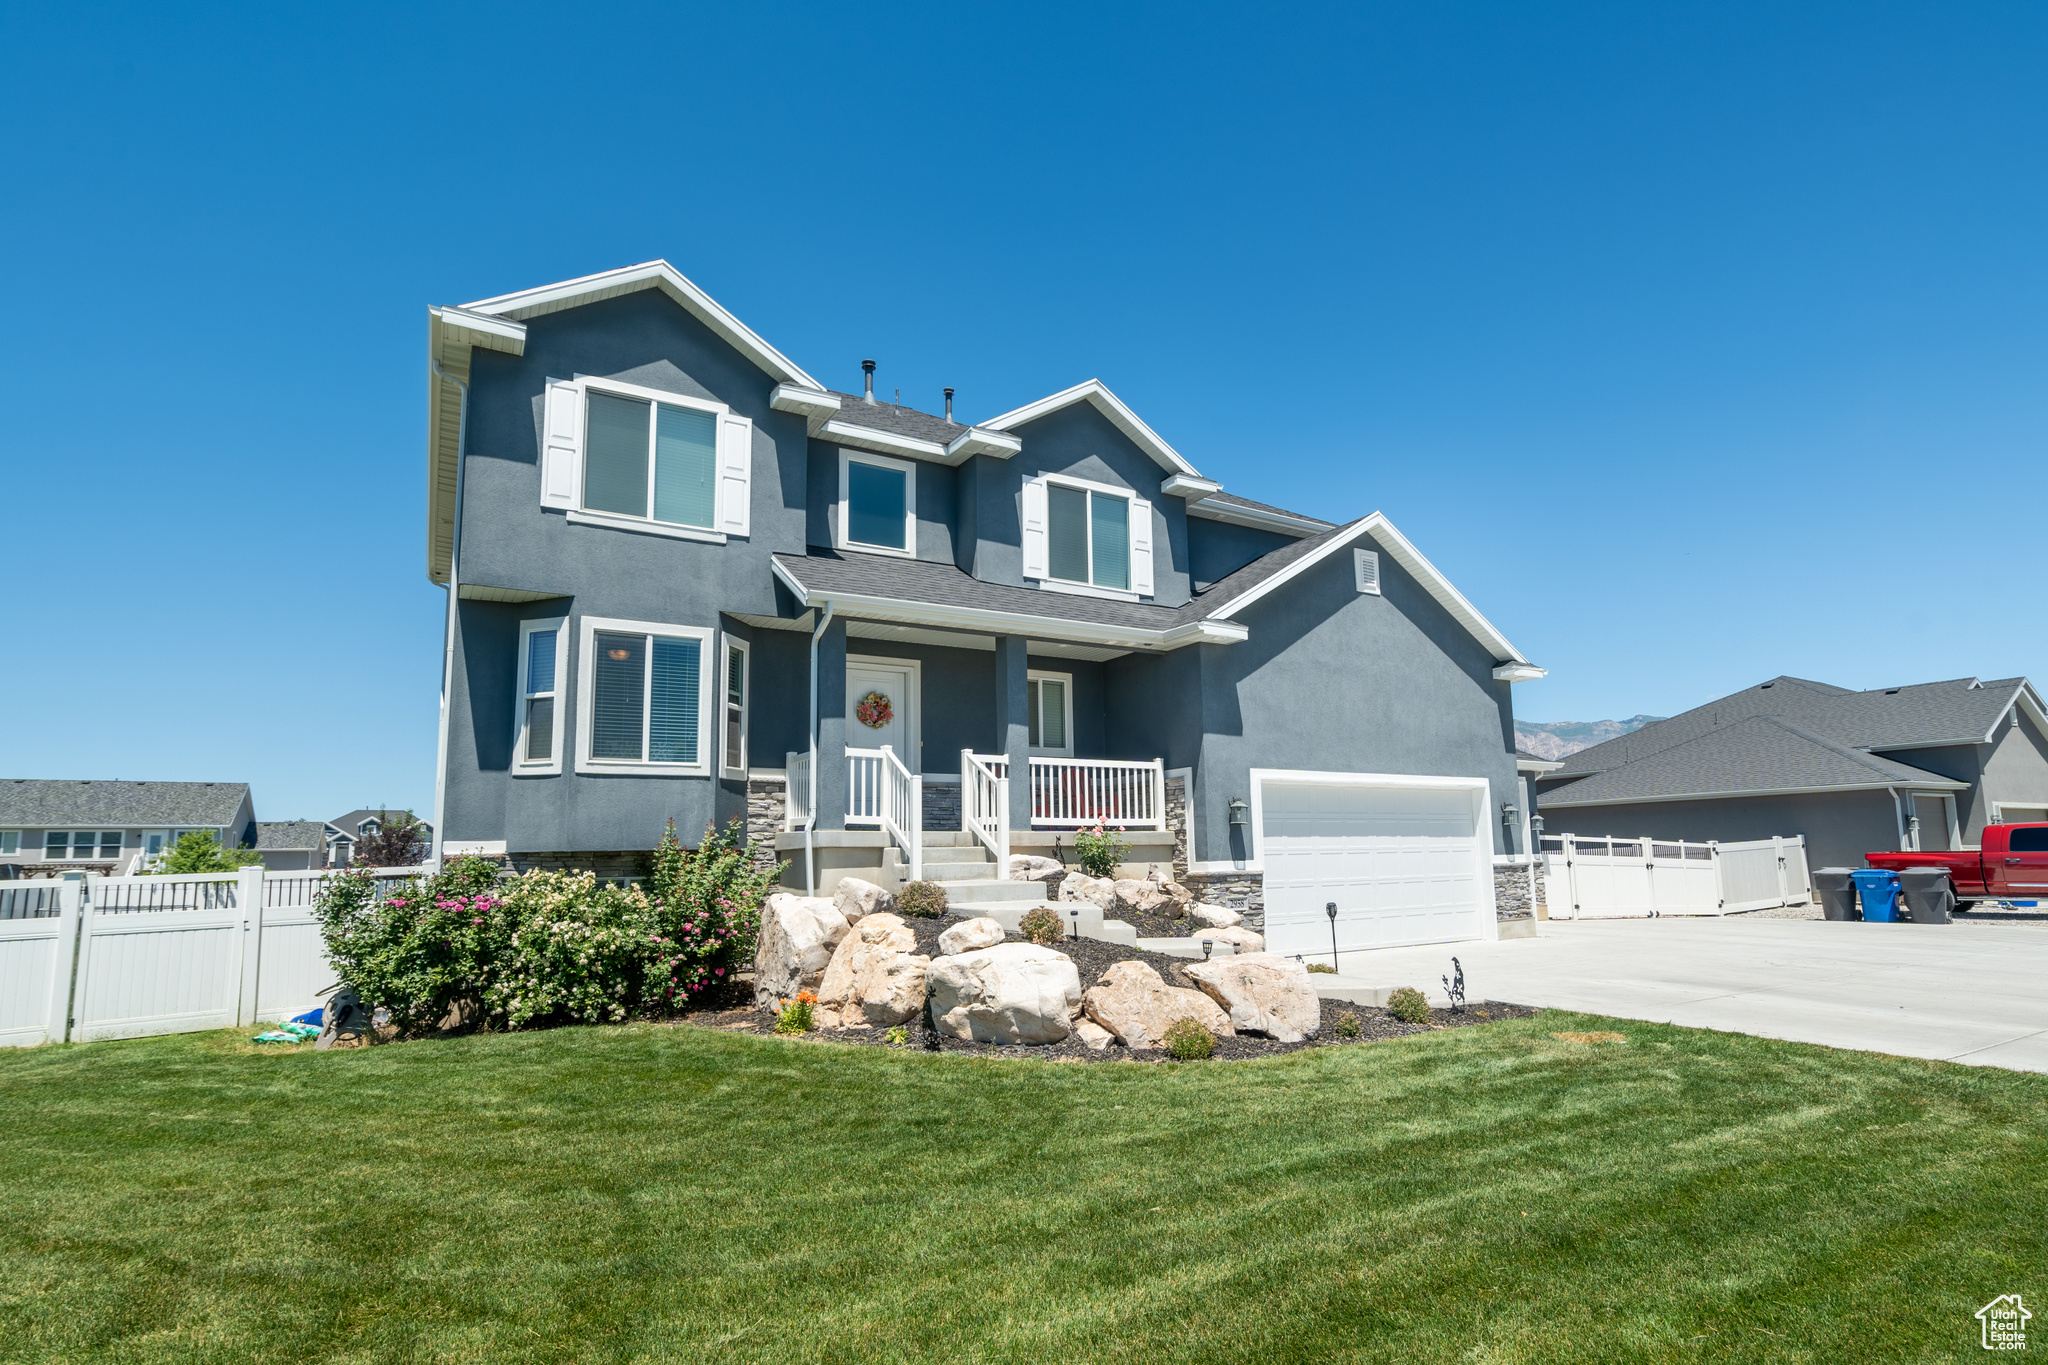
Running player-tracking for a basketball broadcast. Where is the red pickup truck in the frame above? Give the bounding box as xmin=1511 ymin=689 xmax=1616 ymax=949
xmin=1866 ymin=823 xmax=2048 ymax=908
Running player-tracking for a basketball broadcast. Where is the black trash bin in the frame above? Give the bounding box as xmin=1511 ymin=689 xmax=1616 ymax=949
xmin=1898 ymin=867 xmax=1954 ymax=925
xmin=1813 ymin=868 xmax=1860 ymax=921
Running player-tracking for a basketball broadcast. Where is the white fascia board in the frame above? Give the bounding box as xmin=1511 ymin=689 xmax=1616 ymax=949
xmin=945 ymin=428 xmax=1023 ymax=461
xmin=1540 ymin=779 xmax=1969 ymax=808
xmin=429 ymin=305 xmax=528 ymax=354
xmin=981 ymin=379 xmax=1201 ymax=477
xmin=770 ymin=383 xmax=840 ymax=419
xmin=1978 ymin=682 xmax=2048 ymax=743
xmin=1161 ymin=473 xmax=1222 ymax=499
xmin=1493 ymin=664 xmax=1548 ymax=682
xmin=1516 ymin=756 xmax=1565 ymax=774
xmin=817 ymin=419 xmax=951 ymax=462
xmin=1186 ymin=499 xmax=1330 ymax=537
xmin=458 ymin=260 xmax=824 ymax=389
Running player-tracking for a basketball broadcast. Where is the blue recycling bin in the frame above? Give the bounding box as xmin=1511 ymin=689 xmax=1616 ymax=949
xmin=1851 ymin=869 xmax=1902 ymax=923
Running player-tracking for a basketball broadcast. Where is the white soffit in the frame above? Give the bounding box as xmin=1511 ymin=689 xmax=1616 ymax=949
xmin=1187 ymin=498 xmax=1330 ymax=538
xmin=981 ymin=379 xmax=1202 ymax=477
xmin=724 ymin=612 xmax=1126 ymax=661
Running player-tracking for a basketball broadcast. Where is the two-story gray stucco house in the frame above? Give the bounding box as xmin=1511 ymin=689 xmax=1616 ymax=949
xmin=423 ymin=261 xmax=1545 ymax=957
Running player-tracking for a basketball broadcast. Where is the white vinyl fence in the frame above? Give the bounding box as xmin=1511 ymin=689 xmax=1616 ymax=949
xmin=1540 ymin=833 xmax=1810 ymax=920
xmin=0 ymin=866 xmax=421 ymax=1047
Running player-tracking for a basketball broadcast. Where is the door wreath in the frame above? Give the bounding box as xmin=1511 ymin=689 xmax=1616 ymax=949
xmin=856 ymin=690 xmax=895 ymax=729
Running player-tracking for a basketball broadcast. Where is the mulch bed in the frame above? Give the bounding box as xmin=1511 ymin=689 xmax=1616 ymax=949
xmin=679 ymin=911 xmax=1536 ymax=1063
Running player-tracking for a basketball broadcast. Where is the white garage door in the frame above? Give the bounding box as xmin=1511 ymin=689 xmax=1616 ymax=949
xmin=1260 ymin=779 xmax=1494 ymax=957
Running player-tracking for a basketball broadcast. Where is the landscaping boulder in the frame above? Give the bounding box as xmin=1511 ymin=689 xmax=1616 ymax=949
xmin=1192 ymin=925 xmax=1264 ymax=954
xmin=1073 ymin=1018 xmax=1116 ymax=1051
xmin=1155 ymin=877 xmax=1194 ymax=909
xmin=815 ymin=912 xmax=930 ymax=1029
xmin=926 ymin=943 xmax=1082 ymax=1045
xmin=833 ymin=877 xmax=896 ymax=923
xmin=1006 ymin=854 xmax=1064 ymax=882
xmin=1112 ymin=879 xmax=1173 ymax=916
xmin=1057 ymin=872 xmax=1118 ymax=911
xmin=1189 ymin=902 xmax=1243 ymax=929
xmin=754 ymin=893 xmax=851 ymax=1009
xmin=938 ymin=916 xmax=1007 ymax=955
xmin=1082 ymin=960 xmax=1232 ymax=1051
xmin=1184 ymin=953 xmax=1320 ymax=1042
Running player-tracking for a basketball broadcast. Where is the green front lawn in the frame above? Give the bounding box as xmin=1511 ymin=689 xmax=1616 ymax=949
xmin=1 ymin=1017 xmax=2041 ymax=1364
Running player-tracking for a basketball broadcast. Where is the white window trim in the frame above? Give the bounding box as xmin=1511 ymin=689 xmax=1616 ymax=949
xmin=846 ymin=653 xmax=924 ymax=773
xmin=515 ymin=616 xmax=567 ymax=776
xmin=721 ymin=635 xmax=751 ymax=779
xmin=837 ymin=449 xmax=917 ymax=557
xmin=1032 ymin=472 xmax=1139 ymax=598
xmin=575 ymin=375 xmax=732 ymax=537
xmin=573 ymin=615 xmax=717 ymax=777
xmin=1027 ymin=669 xmax=1075 ymax=757
xmin=0 ymin=830 xmax=16 ymax=855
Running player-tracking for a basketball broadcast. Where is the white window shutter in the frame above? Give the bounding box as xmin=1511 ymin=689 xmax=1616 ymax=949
xmin=1355 ymin=548 xmax=1381 ymax=595
xmin=540 ymin=380 xmax=580 ymax=509
xmin=1129 ymin=497 xmax=1154 ymax=597
xmin=717 ymin=412 xmax=753 ymax=536
xmin=1021 ymin=477 xmax=1049 ymax=579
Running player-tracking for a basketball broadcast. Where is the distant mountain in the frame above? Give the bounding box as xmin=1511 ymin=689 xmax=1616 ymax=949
xmin=1514 ymin=715 xmax=1665 ymax=761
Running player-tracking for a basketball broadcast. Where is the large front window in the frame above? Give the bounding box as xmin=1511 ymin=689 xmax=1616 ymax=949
xmin=839 ymin=450 xmax=915 ymax=555
xmin=576 ymin=618 xmax=715 ymax=774
xmin=584 ymin=391 xmax=719 ymax=529
xmin=1047 ymin=483 xmax=1130 ymax=591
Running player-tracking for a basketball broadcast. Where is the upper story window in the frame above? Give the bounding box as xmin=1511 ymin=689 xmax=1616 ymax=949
xmin=837 ymin=450 xmax=916 ymax=556
xmin=540 ymin=377 xmax=753 ymax=541
xmin=574 ymin=616 xmax=716 ymax=776
xmin=1022 ymin=474 xmax=1154 ymax=599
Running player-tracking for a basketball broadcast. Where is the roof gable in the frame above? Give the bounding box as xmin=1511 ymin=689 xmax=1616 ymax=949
xmin=981 ymin=380 xmax=1201 ymax=477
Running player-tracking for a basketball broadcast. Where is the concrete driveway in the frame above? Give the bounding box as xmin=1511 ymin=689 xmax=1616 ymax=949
xmin=1324 ymin=917 xmax=2048 ymax=1073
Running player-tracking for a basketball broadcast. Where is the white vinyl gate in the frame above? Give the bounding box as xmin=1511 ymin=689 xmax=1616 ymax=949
xmin=1540 ymin=834 xmax=1810 ymax=919
xmin=0 ymin=866 xmax=419 ymax=1047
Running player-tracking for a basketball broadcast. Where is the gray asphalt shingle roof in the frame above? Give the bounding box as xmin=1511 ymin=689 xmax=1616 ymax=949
xmin=0 ymin=780 xmax=249 ymax=827
xmin=825 ymin=392 xmax=969 ymax=445
xmin=255 ymin=820 xmax=328 ymax=851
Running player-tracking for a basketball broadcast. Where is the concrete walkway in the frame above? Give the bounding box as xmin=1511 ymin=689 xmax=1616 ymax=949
xmin=1321 ymin=917 xmax=2048 ymax=1074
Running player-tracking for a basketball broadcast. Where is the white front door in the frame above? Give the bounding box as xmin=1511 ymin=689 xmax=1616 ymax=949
xmin=847 ymin=658 xmax=919 ymax=771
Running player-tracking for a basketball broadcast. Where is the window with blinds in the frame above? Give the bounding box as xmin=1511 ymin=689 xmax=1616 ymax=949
xmin=580 ymin=619 xmax=712 ymax=771
xmin=517 ymin=618 xmax=565 ymax=771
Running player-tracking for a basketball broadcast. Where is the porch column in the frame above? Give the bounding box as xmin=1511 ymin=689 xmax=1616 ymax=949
xmin=813 ymin=614 xmax=849 ymax=830
xmin=994 ymin=634 xmax=1033 ymax=830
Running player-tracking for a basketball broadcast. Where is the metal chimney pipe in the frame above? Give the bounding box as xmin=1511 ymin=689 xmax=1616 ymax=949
xmin=861 ymin=359 xmax=876 ymax=403
xmin=944 ymin=387 xmax=954 ymax=421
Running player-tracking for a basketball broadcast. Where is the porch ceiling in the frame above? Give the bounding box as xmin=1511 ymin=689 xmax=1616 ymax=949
xmin=725 ymin=611 xmax=1132 ymax=662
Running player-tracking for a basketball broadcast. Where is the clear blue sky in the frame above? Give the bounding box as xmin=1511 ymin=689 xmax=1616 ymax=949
xmin=3 ymin=2 xmax=2041 ymax=821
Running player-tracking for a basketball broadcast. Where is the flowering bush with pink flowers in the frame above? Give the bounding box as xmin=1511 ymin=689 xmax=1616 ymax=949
xmin=312 ymin=856 xmax=509 ymax=1033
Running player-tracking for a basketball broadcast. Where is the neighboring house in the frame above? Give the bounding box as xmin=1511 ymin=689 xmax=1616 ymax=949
xmin=324 ymin=809 xmax=432 ymax=866
xmin=0 ymin=780 xmax=256 ymax=877
xmin=254 ymin=821 xmax=330 ymax=871
xmin=1533 ymin=675 xmax=2048 ymax=870
xmin=422 ymin=260 xmax=1545 ymax=956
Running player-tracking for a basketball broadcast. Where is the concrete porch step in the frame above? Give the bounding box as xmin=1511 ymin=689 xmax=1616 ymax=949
xmin=922 ymin=859 xmax=996 ymax=882
xmin=917 ymin=831 xmax=989 ymax=849
xmin=935 ymin=878 xmax=1046 ymax=905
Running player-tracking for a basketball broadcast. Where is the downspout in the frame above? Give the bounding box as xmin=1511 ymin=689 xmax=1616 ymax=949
xmin=1887 ymin=786 xmax=1907 ymax=852
xmin=805 ymin=599 xmax=835 ymax=896
xmin=429 ymin=357 xmax=469 ymax=873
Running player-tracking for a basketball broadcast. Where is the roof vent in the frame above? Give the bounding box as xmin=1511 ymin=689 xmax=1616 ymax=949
xmin=1885 ymin=688 xmax=1900 ymax=695
xmin=1760 ymin=682 xmax=1773 ymax=689
xmin=944 ymin=387 xmax=954 ymax=421
xmin=861 ymin=359 xmax=876 ymax=404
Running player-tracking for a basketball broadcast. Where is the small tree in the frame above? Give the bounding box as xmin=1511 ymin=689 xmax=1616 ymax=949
xmin=354 ymin=810 xmax=428 ymax=867
xmin=152 ymin=829 xmax=263 ymax=874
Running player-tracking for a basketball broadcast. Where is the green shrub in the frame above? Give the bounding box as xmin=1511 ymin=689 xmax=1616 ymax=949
xmin=310 ymin=858 xmax=511 ymax=1034
xmin=1073 ymin=824 xmax=1131 ymax=880
xmin=1019 ymin=905 xmax=1064 ymax=945
xmin=885 ymin=1025 xmax=909 ymax=1046
xmin=774 ymin=992 xmax=816 ymax=1034
xmin=642 ymin=819 xmax=778 ymax=1005
xmin=1386 ymin=987 xmax=1431 ymax=1023
xmin=897 ymin=880 xmax=948 ymax=918
xmin=1306 ymin=963 xmax=1336 ymax=974
xmin=1334 ymin=1011 xmax=1363 ymax=1039
xmin=149 ymin=829 xmax=263 ymax=874
xmin=1162 ymin=1016 xmax=1216 ymax=1060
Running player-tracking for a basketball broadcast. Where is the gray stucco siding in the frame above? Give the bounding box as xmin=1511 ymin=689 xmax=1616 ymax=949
xmin=1536 ymin=788 xmax=1901 ymax=874
xmin=1981 ymin=710 xmax=2048 ymax=830
xmin=1189 ymin=519 xmax=1296 ymax=590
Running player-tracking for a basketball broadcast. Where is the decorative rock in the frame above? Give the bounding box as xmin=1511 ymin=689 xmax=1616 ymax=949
xmin=1057 ymin=872 xmax=1118 ymax=911
xmin=754 ymin=893 xmax=851 ymax=1009
xmin=1154 ymin=876 xmax=1194 ymax=908
xmin=1112 ymin=879 xmax=1173 ymax=916
xmin=1189 ymin=902 xmax=1243 ymax=929
xmin=938 ymin=916 xmax=1007 ymax=956
xmin=1082 ymin=960 xmax=1232 ymax=1050
xmin=1073 ymin=1019 xmax=1116 ymax=1051
xmin=833 ymin=877 xmax=896 ymax=923
xmin=1006 ymin=854 xmax=1064 ymax=882
xmin=1193 ymin=925 xmax=1264 ymax=954
xmin=1184 ymin=953 xmax=1321 ymax=1042
xmin=815 ymin=912 xmax=930 ymax=1029
xmin=926 ymin=944 xmax=1083 ymax=1045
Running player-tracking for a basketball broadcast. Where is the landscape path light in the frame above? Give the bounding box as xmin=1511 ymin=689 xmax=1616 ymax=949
xmin=1326 ymin=901 xmax=1340 ymax=973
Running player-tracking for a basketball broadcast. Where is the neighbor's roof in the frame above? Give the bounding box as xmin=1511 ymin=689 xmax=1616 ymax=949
xmin=0 ymin=780 xmax=249 ymax=827
xmin=255 ymin=821 xmax=328 ymax=852
xmin=1535 ymin=716 xmax=1969 ymax=807
xmin=1549 ymin=675 xmax=2044 ymax=785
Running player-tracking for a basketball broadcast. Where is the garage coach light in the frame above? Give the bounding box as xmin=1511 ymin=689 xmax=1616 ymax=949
xmin=1501 ymin=801 xmax=1519 ymax=828
xmin=1228 ymin=797 xmax=1248 ymax=827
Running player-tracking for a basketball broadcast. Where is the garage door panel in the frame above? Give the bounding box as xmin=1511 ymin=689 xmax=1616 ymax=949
xmin=1260 ymin=778 xmax=1491 ymax=956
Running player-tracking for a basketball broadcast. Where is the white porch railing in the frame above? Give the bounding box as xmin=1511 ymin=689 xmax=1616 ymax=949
xmin=784 ymin=750 xmax=814 ymax=832
xmin=961 ymin=750 xmax=1010 ymax=869
xmin=848 ymin=746 xmax=922 ymax=883
xmin=1028 ymin=756 xmax=1166 ymax=830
